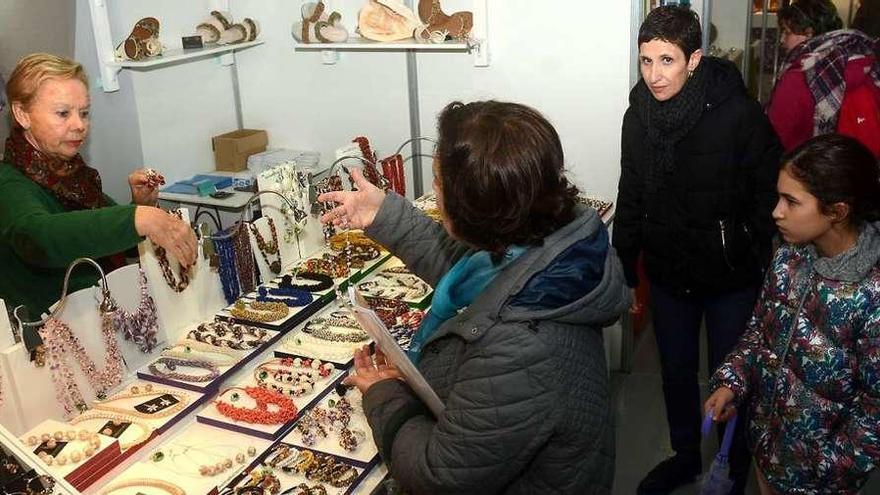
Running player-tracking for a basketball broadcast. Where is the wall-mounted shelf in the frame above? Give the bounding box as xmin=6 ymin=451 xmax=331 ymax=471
xmin=87 ymin=0 xmax=262 ymax=92
xmin=295 ymin=37 xmax=485 ymax=65
xmin=108 ymin=40 xmax=264 ymax=69
xmin=293 ymin=0 xmax=489 ymax=66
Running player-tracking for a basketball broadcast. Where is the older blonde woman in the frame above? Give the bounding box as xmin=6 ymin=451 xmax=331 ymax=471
xmin=0 ymin=53 xmax=196 ymax=316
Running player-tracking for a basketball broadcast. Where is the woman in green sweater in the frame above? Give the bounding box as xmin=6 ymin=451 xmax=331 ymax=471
xmin=0 ymin=53 xmax=196 ymax=317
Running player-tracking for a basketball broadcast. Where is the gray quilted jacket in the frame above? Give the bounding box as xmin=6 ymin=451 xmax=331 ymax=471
xmin=362 ymin=193 xmax=630 ymax=495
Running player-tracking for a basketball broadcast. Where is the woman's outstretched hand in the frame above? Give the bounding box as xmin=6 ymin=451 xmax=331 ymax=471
xmin=343 ymin=345 xmax=403 ymax=394
xmin=318 ymin=167 xmax=386 ymax=230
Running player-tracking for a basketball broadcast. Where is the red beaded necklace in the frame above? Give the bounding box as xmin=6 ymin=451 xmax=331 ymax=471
xmin=214 ymin=386 xmax=298 ymax=425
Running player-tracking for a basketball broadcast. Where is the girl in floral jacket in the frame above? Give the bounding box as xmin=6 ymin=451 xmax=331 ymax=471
xmin=706 ymin=134 xmax=880 ymax=494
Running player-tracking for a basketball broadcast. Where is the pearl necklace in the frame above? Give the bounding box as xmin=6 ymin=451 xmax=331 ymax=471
xmin=40 ymin=314 xmax=124 ymax=416
xmin=91 ymin=383 xmax=189 ymax=419
xmin=69 ymin=412 xmax=154 ymax=449
xmin=99 ymin=478 xmax=185 ymax=495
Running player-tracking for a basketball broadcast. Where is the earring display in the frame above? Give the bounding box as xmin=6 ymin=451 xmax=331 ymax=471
xmin=250 ymin=218 xmax=283 ymax=275
xmin=23 ymin=429 xmax=100 ymax=467
xmin=187 ymin=319 xmax=271 ymax=351
xmin=39 ymin=314 xmax=125 ymax=416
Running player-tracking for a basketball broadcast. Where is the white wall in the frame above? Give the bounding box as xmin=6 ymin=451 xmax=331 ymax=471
xmin=0 ymin=0 xmax=77 ymax=159
xmin=75 ymin=1 xmax=634 ymax=205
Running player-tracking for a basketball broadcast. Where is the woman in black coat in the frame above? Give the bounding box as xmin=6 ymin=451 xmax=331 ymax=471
xmin=612 ymin=7 xmax=781 ymax=495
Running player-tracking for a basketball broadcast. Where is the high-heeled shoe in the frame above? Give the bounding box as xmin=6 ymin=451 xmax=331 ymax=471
xmin=417 ymin=0 xmax=472 ymax=41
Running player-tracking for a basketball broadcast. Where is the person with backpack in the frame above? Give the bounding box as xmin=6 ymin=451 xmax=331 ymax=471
xmin=706 ymin=134 xmax=880 ymax=495
xmin=767 ymin=0 xmax=880 ymax=156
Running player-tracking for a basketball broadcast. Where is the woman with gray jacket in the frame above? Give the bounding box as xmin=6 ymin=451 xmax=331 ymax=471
xmin=319 ymin=100 xmax=631 ymax=494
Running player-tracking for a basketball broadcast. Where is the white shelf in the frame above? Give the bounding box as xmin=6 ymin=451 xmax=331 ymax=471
xmin=108 ymin=40 xmax=265 ymax=69
xmin=294 ymin=0 xmax=489 ymax=66
xmin=295 ymin=37 xmax=469 ymax=51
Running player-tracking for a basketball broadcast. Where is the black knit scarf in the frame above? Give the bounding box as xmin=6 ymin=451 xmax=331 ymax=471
xmin=633 ymin=62 xmax=708 ymax=193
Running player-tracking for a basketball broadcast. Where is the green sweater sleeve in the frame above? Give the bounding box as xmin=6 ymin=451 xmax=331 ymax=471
xmin=0 ymin=167 xmax=142 ymax=269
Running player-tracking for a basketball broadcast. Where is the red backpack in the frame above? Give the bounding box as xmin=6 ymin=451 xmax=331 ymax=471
xmin=837 ymin=82 xmax=880 ymax=157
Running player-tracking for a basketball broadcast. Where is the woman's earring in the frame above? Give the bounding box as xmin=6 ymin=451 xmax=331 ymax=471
xmin=688 ymin=69 xmax=694 ymax=78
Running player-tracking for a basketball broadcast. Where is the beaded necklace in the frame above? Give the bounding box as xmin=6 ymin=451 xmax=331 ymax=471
xmin=215 ymin=225 xmax=242 ymax=304
xmin=314 ymin=175 xmax=343 ymax=241
xmin=147 ymin=357 xmax=220 ymax=382
xmin=214 ymin=386 xmax=299 ymax=424
xmin=153 ymin=211 xmax=190 ymax=292
xmin=328 ymin=231 xmax=382 ymax=252
xmin=231 ymin=300 xmax=289 ymax=323
xmin=234 ymin=222 xmax=257 ymax=293
xmin=253 ymin=357 xmax=334 ymax=398
xmin=364 ymin=296 xmax=411 ymax=327
xmin=279 ymin=272 xmax=334 ymax=293
xmin=358 ymin=271 xmax=430 ymax=300
xmin=39 ymin=314 xmax=124 ymax=416
xmin=302 ymin=318 xmax=368 ymax=343
xmin=257 ymin=286 xmax=313 ymax=307
xmin=92 ymin=383 xmax=188 ymax=419
xmin=250 ymin=217 xmax=282 ymax=275
xmin=188 ymin=320 xmax=269 ymax=351
xmin=161 ymin=341 xmax=238 ymax=366
xmin=109 ymin=268 xmax=160 ymax=353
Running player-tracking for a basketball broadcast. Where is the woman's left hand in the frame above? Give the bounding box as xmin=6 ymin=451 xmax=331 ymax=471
xmin=129 ymin=168 xmax=161 ymax=206
xmin=343 ymin=345 xmax=404 ymax=394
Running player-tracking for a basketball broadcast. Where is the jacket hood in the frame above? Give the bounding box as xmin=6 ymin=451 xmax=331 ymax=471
xmin=809 ymin=221 xmax=880 ymax=282
xmin=702 ymin=56 xmax=748 ymax=108
xmin=627 ymin=56 xmax=746 ymax=109
xmin=471 ymin=207 xmax=631 ymax=328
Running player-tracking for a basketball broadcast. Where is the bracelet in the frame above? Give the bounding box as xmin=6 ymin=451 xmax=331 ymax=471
xmin=148 ymin=357 xmax=220 ymax=382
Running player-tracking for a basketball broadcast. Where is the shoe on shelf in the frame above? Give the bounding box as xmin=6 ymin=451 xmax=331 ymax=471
xmin=637 ymin=453 xmax=702 ymax=495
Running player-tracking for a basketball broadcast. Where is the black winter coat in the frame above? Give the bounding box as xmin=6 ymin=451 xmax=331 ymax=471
xmin=613 ymin=57 xmax=782 ymax=295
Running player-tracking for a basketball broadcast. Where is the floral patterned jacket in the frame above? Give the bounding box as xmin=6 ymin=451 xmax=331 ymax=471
xmin=711 ymin=225 xmax=880 ymax=494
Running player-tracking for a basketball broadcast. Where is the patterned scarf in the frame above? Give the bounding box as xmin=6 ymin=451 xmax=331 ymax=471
xmin=633 ymin=60 xmax=708 ymax=193
xmin=4 ymin=127 xmax=108 ymax=210
xmin=775 ymin=29 xmax=880 ymax=135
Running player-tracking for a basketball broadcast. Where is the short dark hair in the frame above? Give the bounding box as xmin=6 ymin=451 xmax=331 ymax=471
xmin=638 ymin=6 xmax=702 ymax=59
xmin=782 ymin=134 xmax=880 ymax=227
xmin=778 ymin=0 xmax=842 ymax=37
xmin=435 ymin=101 xmax=579 ymax=256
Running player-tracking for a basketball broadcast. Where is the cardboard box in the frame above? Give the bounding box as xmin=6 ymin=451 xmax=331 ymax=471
xmin=212 ymin=129 xmax=268 ymax=172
